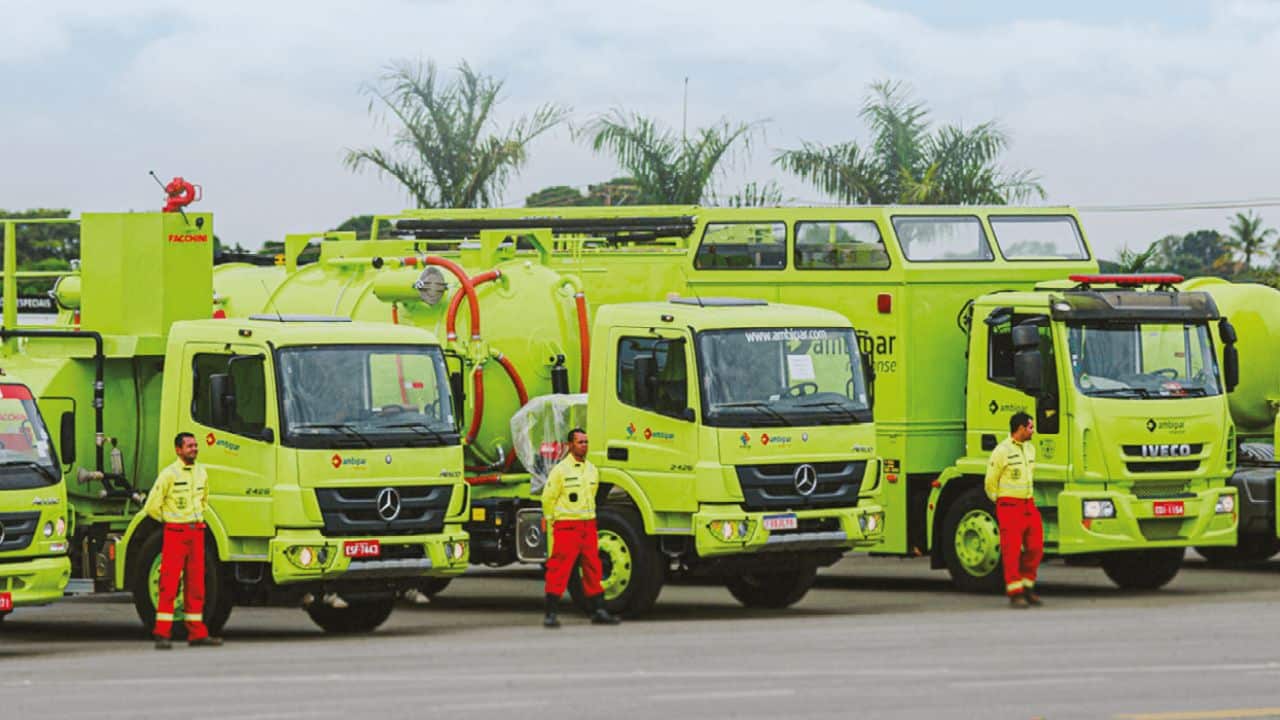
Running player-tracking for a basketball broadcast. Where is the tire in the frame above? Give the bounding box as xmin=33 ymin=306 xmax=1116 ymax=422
xmin=412 ymin=577 xmax=453 ymax=598
xmin=567 ymin=507 xmax=664 ymax=617
xmin=941 ymin=486 xmax=1005 ymax=594
xmin=305 ymin=596 xmax=395 ymax=634
xmin=725 ymin=562 xmax=818 ymax=609
xmin=1101 ymin=548 xmax=1184 ymax=590
xmin=131 ymin=530 xmax=229 ymax=639
xmin=1196 ymin=535 xmax=1280 ymax=567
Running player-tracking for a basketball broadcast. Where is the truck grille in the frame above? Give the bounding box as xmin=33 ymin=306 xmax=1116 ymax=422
xmin=1138 ymin=519 xmax=1184 ymax=541
xmin=1131 ymin=482 xmax=1193 ymax=499
xmin=1126 ymin=460 xmax=1200 ymax=474
xmin=314 ymin=485 xmax=452 ymax=537
xmin=735 ymin=461 xmax=865 ymax=512
xmin=0 ymin=512 xmax=40 ymax=552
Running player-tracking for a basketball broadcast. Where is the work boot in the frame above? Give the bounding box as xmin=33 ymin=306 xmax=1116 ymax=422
xmin=188 ymin=636 xmax=224 ymax=647
xmin=1009 ymin=593 xmax=1030 ymax=609
xmin=1025 ymin=590 xmax=1043 ymax=607
xmin=154 ymin=636 xmax=172 ymax=650
xmin=589 ymin=595 xmax=621 ymax=625
xmin=543 ymin=593 xmax=561 ymax=629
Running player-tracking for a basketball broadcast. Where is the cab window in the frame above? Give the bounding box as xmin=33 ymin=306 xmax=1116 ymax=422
xmin=694 ymin=222 xmax=786 ymax=270
xmin=192 ymin=353 xmax=267 ymax=437
xmin=616 ymin=337 xmax=689 ymax=418
xmin=795 ymin=221 xmax=890 ymax=269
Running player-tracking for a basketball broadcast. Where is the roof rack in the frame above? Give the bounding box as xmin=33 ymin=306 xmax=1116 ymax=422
xmin=391 ymin=216 xmax=697 ymax=243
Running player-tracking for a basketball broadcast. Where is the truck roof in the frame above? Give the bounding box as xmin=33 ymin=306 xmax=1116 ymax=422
xmin=167 ymin=317 xmax=442 ymax=347
xmin=595 ymin=298 xmax=853 ymax=331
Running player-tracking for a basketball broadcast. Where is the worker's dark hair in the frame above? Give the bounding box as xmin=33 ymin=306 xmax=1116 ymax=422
xmin=1009 ymin=412 xmax=1033 ymax=434
xmin=567 ymin=427 xmax=587 ymax=443
xmin=175 ymin=432 xmax=196 ymax=448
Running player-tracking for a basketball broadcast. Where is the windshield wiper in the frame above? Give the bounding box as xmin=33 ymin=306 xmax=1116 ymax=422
xmin=1087 ymin=387 xmax=1150 ymax=398
xmin=796 ymin=400 xmax=863 ymax=424
xmin=712 ymin=401 xmax=790 ymax=426
xmin=291 ymin=423 xmax=373 ymax=447
xmin=0 ymin=460 xmax=59 ymax=484
xmin=380 ymin=422 xmax=457 ymax=446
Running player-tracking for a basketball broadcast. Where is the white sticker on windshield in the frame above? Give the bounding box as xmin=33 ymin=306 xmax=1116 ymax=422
xmin=787 ymin=354 xmax=816 ymax=381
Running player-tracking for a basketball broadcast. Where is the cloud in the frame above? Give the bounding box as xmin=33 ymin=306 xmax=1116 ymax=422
xmin=2 ymin=1 xmax=1279 ymax=260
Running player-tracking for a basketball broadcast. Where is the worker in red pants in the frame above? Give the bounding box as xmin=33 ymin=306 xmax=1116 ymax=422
xmin=985 ymin=412 xmax=1044 ymax=608
xmin=142 ymin=432 xmax=223 ymax=648
xmin=540 ymin=428 xmax=620 ymax=628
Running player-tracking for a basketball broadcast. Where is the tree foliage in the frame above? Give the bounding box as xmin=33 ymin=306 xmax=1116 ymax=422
xmin=580 ymin=111 xmax=761 ymax=204
xmin=524 ymin=178 xmax=642 ymax=207
xmin=1223 ymin=210 xmax=1278 ymax=270
xmin=775 ymin=81 xmax=1045 ymax=205
xmin=345 ymin=61 xmax=568 ymax=209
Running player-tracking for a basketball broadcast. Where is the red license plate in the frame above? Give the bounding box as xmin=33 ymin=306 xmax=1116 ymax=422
xmin=0 ymin=592 xmax=12 ymax=612
xmin=343 ymin=540 xmax=381 ymax=558
xmin=1153 ymin=501 xmax=1185 ymax=517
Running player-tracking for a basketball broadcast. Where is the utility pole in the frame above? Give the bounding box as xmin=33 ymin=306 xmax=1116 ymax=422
xmin=682 ymin=76 xmax=689 ymax=144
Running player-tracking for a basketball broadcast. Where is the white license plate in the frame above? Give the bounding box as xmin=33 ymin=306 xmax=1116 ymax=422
xmin=763 ymin=514 xmax=798 ymax=531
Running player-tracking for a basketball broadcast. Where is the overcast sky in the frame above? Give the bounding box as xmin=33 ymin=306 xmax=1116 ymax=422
xmin=3 ymin=0 xmax=1279 ymax=261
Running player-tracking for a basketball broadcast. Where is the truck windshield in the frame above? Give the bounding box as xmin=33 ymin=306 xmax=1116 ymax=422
xmin=0 ymin=384 xmax=60 ymax=489
xmin=1066 ymin=323 xmax=1222 ymax=398
xmin=277 ymin=345 xmax=459 ymax=449
xmin=697 ymin=328 xmax=871 ymax=427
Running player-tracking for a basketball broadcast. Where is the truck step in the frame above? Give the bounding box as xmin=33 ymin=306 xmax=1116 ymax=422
xmin=64 ymin=579 xmax=96 ymax=596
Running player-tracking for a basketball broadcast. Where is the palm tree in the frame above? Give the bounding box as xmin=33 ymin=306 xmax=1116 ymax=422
xmin=345 ymin=60 xmax=568 ymax=208
xmin=1224 ymin=210 xmax=1278 ymax=271
xmin=775 ymin=81 xmax=1045 ymax=205
xmin=579 ymin=111 xmax=762 ymax=204
xmin=1116 ymin=241 xmax=1159 ymax=273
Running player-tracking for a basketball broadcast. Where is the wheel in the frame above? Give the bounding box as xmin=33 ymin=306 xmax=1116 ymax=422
xmin=305 ymin=596 xmax=395 ymax=633
xmin=567 ymin=507 xmax=664 ymax=617
xmin=1101 ymin=548 xmax=1184 ymax=590
xmin=131 ymin=530 xmax=230 ymax=639
xmin=941 ymin=486 xmax=1005 ymax=594
xmin=412 ymin=577 xmax=452 ymax=598
xmin=1197 ymin=535 xmax=1280 ymax=567
xmin=725 ymin=562 xmax=818 ymax=609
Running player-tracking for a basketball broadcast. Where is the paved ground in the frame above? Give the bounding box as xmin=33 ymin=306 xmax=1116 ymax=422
xmin=4 ymin=554 xmax=1280 ymax=719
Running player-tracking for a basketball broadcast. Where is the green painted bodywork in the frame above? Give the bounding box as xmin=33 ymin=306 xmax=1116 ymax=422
xmin=212 ymin=204 xmax=1235 ymax=563
xmin=1 ymin=213 xmax=466 ymax=615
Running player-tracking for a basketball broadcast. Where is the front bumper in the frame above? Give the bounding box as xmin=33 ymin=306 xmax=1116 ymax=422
xmin=1056 ymin=487 xmax=1237 ymax=554
xmin=693 ymin=503 xmax=884 ymax=559
xmin=268 ymin=526 xmax=469 ymax=585
xmin=0 ymin=555 xmax=71 ymax=609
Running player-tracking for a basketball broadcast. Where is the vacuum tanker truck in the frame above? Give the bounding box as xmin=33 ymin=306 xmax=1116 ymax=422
xmin=213 ymin=205 xmax=1240 ymax=592
xmin=1181 ymin=278 xmax=1280 ymax=565
xmin=203 ymin=227 xmax=886 ymax=615
xmin=0 ymin=211 xmax=470 ymax=633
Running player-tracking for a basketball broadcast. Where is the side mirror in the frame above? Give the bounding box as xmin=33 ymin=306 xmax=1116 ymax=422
xmin=209 ymin=373 xmax=235 ymax=428
xmin=1014 ymin=350 xmax=1044 ymax=395
xmin=679 ymin=407 xmax=696 ymax=423
xmin=633 ymin=354 xmax=657 ymax=408
xmin=1011 ymin=323 xmax=1040 ymax=349
xmin=259 ymin=427 xmax=275 ymax=444
xmin=1219 ymin=318 xmax=1240 ymax=393
xmin=59 ymin=411 xmax=76 ymax=465
xmin=1219 ymin=317 xmax=1238 ymax=344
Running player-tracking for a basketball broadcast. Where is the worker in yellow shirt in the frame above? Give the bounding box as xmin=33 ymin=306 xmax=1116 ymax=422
xmin=985 ymin=412 xmax=1043 ymax=608
xmin=540 ymin=428 xmax=620 ymax=628
xmin=141 ymin=432 xmax=222 ymax=648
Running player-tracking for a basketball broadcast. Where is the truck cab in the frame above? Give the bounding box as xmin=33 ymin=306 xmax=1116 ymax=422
xmin=932 ymin=275 xmax=1239 ymax=590
xmin=113 ymin=316 xmax=470 ymax=633
xmin=0 ymin=380 xmax=71 ymax=624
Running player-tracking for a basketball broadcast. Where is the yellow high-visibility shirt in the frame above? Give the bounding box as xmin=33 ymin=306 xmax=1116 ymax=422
xmin=541 ymin=455 xmax=599 ymax=523
xmin=984 ymin=437 xmax=1036 ymax=501
xmin=143 ymin=460 xmax=209 ymax=524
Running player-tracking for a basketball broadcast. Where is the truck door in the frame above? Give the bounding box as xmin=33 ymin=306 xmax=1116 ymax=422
xmin=604 ymin=328 xmax=699 ymax=514
xmin=179 ymin=343 xmax=278 ymax=538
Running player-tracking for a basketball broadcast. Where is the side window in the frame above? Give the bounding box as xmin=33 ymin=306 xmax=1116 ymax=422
xmin=891 ymin=216 xmax=994 ymax=262
xmin=988 ymin=323 xmax=1017 ymax=387
xmin=694 ymin=222 xmax=786 ymax=270
xmin=616 ymin=336 xmax=689 ymax=418
xmin=795 ymin=221 xmax=890 ymax=270
xmin=192 ymin=353 xmax=267 ymax=437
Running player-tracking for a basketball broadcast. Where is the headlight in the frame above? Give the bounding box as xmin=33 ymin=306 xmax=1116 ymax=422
xmin=860 ymin=513 xmax=882 ymax=533
xmin=43 ymin=521 xmax=54 ymax=538
xmin=55 ymin=517 xmax=67 ymax=536
xmin=709 ymin=520 xmax=748 ymax=541
xmin=445 ymin=541 xmax=468 ymax=560
xmin=1216 ymin=495 xmax=1236 ymax=514
xmin=1082 ymin=500 xmax=1117 ymax=519
xmin=298 ymin=547 xmax=315 ymax=567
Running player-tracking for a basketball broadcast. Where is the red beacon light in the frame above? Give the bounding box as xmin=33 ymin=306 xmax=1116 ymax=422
xmin=1069 ymin=273 xmax=1184 ymax=288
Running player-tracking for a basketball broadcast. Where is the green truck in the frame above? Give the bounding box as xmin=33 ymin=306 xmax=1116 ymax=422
xmin=210 ymin=229 xmax=885 ymax=615
xmin=233 ymin=204 xmax=1236 ymax=592
xmin=0 ymin=212 xmax=469 ymax=633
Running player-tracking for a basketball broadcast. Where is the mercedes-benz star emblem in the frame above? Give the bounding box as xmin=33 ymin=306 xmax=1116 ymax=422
xmin=376 ymin=487 xmax=402 ymax=522
xmin=793 ymin=464 xmax=819 ymax=497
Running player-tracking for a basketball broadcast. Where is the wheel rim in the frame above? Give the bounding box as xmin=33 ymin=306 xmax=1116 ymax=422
xmin=148 ymin=554 xmax=186 ymax=621
xmin=953 ymin=508 xmax=1001 ymax=577
xmin=596 ymin=530 xmax=633 ymax=601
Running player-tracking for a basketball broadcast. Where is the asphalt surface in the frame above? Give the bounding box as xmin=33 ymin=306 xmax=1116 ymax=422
xmin=4 ymin=554 xmax=1280 ymax=720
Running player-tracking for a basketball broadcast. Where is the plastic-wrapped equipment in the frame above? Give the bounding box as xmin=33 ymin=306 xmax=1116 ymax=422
xmin=510 ymin=393 xmax=588 ymax=494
